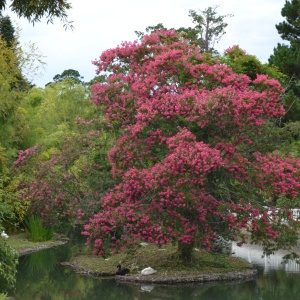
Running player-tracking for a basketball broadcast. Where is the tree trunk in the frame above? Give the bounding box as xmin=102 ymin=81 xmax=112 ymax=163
xmin=177 ymin=241 xmax=194 ymax=263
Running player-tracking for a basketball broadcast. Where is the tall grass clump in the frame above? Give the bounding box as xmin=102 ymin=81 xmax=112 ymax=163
xmin=25 ymin=215 xmax=53 ymax=242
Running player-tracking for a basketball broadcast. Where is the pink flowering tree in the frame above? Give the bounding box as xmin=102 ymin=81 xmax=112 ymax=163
xmin=84 ymin=30 xmax=300 ymax=261
xmin=13 ymin=118 xmax=117 ymax=228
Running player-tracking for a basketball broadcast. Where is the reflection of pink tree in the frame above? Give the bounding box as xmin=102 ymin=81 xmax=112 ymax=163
xmin=83 ymin=30 xmax=300 ymax=261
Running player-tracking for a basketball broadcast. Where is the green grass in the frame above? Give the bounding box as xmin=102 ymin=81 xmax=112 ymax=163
xmin=6 ymin=232 xmax=66 ymax=253
xmin=25 ymin=215 xmax=53 ymax=242
xmin=71 ymin=243 xmax=250 ymax=276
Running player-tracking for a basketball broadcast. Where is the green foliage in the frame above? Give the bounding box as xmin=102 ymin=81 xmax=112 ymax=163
xmin=48 ymin=69 xmax=84 ymax=85
xmin=135 ymin=23 xmax=168 ymax=39
xmin=0 ymin=147 xmax=27 ymax=229
xmin=268 ymin=43 xmax=300 ymax=124
xmin=188 ymin=6 xmax=233 ymax=54
xmin=0 ymin=15 xmax=15 ymax=47
xmin=268 ymin=0 xmax=300 ymax=122
xmin=222 ymin=45 xmax=287 ymax=82
xmin=278 ymin=121 xmax=300 ymax=158
xmin=276 ymin=0 xmax=300 ymax=45
xmin=0 ymin=31 xmax=32 ymax=156
xmin=12 ymin=75 xmax=119 ymax=228
xmin=14 ymin=118 xmax=117 ymax=228
xmin=0 ymin=0 xmax=73 ymax=28
xmin=0 ymin=32 xmax=30 ymax=228
xmin=0 ymin=240 xmax=18 ymax=294
xmin=88 ymin=74 xmax=107 ymax=85
xmin=18 ymin=82 xmax=95 ymax=149
xmin=25 ymin=215 xmax=53 ymax=242
xmin=135 ymin=5 xmax=233 ymax=55
xmin=269 ymin=43 xmax=300 ymax=76
xmin=0 ymin=37 xmax=23 ymax=123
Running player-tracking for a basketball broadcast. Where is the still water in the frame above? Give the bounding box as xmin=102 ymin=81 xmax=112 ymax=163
xmin=9 ymin=241 xmax=300 ymax=300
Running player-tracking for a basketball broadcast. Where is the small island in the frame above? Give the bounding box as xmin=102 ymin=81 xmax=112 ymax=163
xmin=64 ymin=242 xmax=257 ymax=284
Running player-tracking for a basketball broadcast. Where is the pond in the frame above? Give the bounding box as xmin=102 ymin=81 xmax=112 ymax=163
xmin=8 ymin=239 xmax=300 ymax=300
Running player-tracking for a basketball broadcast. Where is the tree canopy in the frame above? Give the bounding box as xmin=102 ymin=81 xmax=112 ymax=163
xmin=0 ymin=14 xmax=15 ymax=47
xmin=52 ymin=69 xmax=84 ymax=84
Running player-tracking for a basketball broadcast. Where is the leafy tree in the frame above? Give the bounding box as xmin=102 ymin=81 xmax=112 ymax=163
xmin=0 ymin=147 xmax=27 ymax=229
xmin=135 ymin=23 xmax=168 ymax=40
xmin=135 ymin=6 xmax=233 ymax=55
xmin=13 ymin=79 xmax=117 ymax=228
xmin=14 ymin=80 xmax=94 ymax=151
xmin=88 ymin=74 xmax=107 ymax=86
xmin=187 ymin=6 xmax=233 ymax=54
xmin=0 ymin=0 xmax=73 ymax=28
xmin=222 ymin=45 xmax=288 ymax=82
xmin=83 ymin=31 xmax=300 ymax=262
xmin=52 ymin=69 xmax=84 ymax=84
xmin=0 ymin=14 xmax=15 ymax=47
xmin=0 ymin=35 xmax=27 ymax=152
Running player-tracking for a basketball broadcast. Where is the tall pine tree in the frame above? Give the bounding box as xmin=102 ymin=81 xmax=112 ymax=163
xmin=269 ymin=0 xmax=300 ymax=122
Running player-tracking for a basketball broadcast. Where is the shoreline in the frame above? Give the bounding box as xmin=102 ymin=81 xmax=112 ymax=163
xmin=114 ymin=268 xmax=258 ymax=284
xmin=10 ymin=233 xmax=258 ymax=285
xmin=61 ymin=260 xmax=258 ymax=284
xmin=18 ymin=239 xmax=69 ymax=256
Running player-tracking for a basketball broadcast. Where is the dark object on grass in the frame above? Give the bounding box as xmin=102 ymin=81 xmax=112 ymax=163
xmin=116 ymin=264 xmax=130 ymax=275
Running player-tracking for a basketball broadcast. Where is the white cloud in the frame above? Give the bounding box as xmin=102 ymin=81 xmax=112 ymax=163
xmin=6 ymin=0 xmax=286 ymax=87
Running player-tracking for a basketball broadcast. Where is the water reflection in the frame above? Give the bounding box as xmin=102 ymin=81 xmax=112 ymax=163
xmin=8 ymin=241 xmax=300 ymax=299
xmin=232 ymin=243 xmax=300 ymax=273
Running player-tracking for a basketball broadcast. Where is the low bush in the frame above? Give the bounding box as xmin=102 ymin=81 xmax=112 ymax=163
xmin=0 ymin=241 xmax=18 ymax=294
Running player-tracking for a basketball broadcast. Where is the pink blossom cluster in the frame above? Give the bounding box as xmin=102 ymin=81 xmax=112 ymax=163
xmin=254 ymin=152 xmax=300 ymax=196
xmin=13 ymin=145 xmax=39 ymax=165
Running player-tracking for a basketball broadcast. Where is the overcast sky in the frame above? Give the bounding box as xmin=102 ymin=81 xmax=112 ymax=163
xmin=7 ymin=0 xmax=287 ymax=87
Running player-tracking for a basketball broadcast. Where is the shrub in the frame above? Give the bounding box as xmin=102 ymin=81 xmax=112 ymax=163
xmin=0 ymin=241 xmax=18 ymax=294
